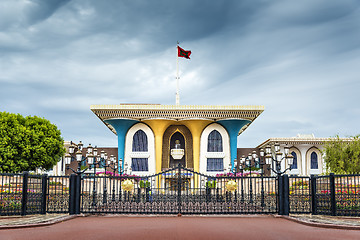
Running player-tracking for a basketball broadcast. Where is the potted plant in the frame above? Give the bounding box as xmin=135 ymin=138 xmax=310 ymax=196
xmin=206 ymin=180 xmax=217 ymax=189
xmin=139 ymin=180 xmax=150 ymax=189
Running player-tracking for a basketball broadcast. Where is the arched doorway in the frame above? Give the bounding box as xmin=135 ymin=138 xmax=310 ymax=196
xmin=169 ymin=132 xmax=186 ymax=168
xmin=162 ymin=125 xmax=193 ymax=170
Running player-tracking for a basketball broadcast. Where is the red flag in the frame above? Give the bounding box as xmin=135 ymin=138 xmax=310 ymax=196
xmin=178 ymin=46 xmax=191 ymax=59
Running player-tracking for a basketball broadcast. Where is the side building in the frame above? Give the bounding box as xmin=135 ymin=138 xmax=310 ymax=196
xmin=255 ymin=134 xmax=352 ymax=176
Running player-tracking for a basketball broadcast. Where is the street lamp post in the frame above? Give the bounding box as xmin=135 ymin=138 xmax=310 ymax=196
xmin=68 ymin=143 xmax=100 ymax=208
xmin=241 ymin=151 xmax=257 ymax=203
xmin=232 ymin=145 xmax=293 ymax=209
xmin=108 ymin=158 xmax=121 ymax=202
xmin=259 ymin=149 xmax=265 ymax=207
xmin=108 ymin=157 xmax=122 ymax=175
xmin=264 ymin=143 xmax=294 ymax=176
xmin=86 ymin=147 xmax=114 ymax=207
xmin=92 ymin=150 xmax=114 ymax=204
xmin=237 ymin=159 xmax=245 ymax=202
xmin=65 ymin=142 xmax=100 ymax=207
xmin=104 ymin=154 xmax=121 ymax=203
xmin=64 ymin=142 xmax=94 ymax=175
xmin=91 ymin=148 xmax=100 ymax=207
xmin=264 ymin=142 xmax=294 ymax=215
xmin=65 ymin=143 xmax=122 ymax=207
xmin=238 ymin=150 xmax=266 ymax=206
xmin=64 ymin=141 xmax=93 ymax=215
xmin=231 ymin=158 xmax=246 ymax=203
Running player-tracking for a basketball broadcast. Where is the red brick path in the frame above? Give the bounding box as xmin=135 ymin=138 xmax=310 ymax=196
xmin=1 ymin=216 xmax=359 ymax=240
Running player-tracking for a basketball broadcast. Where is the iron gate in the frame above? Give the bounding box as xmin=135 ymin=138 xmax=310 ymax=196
xmin=0 ymin=172 xmax=46 ymax=216
xmin=2 ymin=171 xmax=359 ymax=216
xmin=80 ymin=165 xmax=278 ymax=214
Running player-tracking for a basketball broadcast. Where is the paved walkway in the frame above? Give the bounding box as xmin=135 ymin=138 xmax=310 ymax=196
xmin=0 ymin=215 xmax=360 ymax=240
xmin=0 ymin=214 xmax=74 ymax=228
xmin=289 ymin=214 xmax=360 ymax=229
xmin=1 ymin=214 xmax=360 ymax=240
xmin=1 ymin=214 xmax=360 ymax=229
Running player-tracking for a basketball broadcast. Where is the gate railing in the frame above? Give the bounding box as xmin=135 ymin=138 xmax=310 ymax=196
xmin=288 ymin=176 xmax=311 ymax=214
xmin=68 ymin=165 xmax=280 ymax=215
xmin=0 ymin=172 xmax=47 ymax=216
xmin=311 ymin=173 xmax=360 ymax=216
xmin=47 ymin=176 xmax=70 ymax=213
xmin=1 ymin=170 xmax=359 ymax=216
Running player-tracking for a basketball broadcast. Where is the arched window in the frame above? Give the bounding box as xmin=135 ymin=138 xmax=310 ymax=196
xmin=132 ymin=130 xmax=148 ymax=152
xmin=291 ymin=151 xmax=298 ymax=169
xmin=206 ymin=130 xmax=223 ymax=171
xmin=310 ymin=152 xmax=318 ymax=169
xmin=207 ymin=130 xmax=223 ymax=152
xmin=131 ymin=130 xmax=148 ymax=171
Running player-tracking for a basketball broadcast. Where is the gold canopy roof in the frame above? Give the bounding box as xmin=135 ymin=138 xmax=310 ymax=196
xmin=90 ymin=104 xmax=265 ymax=135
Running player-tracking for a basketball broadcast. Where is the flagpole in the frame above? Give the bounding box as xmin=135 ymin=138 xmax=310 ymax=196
xmin=176 ymin=43 xmax=180 ymax=106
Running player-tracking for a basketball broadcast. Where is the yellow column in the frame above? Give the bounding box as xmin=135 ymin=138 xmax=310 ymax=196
xmin=182 ymin=120 xmax=212 ymax=188
xmin=182 ymin=120 xmax=212 ymax=172
xmin=143 ymin=120 xmax=173 ymax=187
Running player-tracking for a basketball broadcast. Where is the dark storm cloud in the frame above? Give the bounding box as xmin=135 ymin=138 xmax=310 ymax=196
xmin=265 ymin=0 xmax=357 ymax=26
xmin=0 ymin=0 xmax=70 ymax=30
xmin=77 ymin=1 xmax=250 ymax=44
xmin=1 ymin=0 xmax=261 ymax=55
xmin=26 ymin=0 xmax=71 ymax=25
xmin=0 ymin=0 xmax=360 ymax=147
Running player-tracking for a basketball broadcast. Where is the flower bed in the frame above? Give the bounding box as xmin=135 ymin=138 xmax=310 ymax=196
xmin=215 ymin=172 xmax=261 ymax=178
xmin=0 ymin=195 xmax=22 ymax=211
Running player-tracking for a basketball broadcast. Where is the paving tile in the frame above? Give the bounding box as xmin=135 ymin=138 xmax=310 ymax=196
xmin=0 ymin=214 xmax=69 ymax=226
xmin=290 ymin=214 xmax=360 ymax=226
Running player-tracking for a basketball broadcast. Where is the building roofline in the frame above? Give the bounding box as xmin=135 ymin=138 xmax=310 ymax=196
xmin=256 ymin=137 xmax=353 ymax=148
xmin=91 ymin=104 xmax=265 ymax=136
xmin=90 ymin=104 xmax=265 ymax=111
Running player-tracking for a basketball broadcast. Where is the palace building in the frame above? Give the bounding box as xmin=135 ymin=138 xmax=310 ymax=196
xmin=53 ymin=133 xmax=350 ymax=177
xmin=91 ymin=104 xmax=264 ymax=176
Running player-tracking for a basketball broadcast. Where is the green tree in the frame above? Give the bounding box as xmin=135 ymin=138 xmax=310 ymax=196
xmin=0 ymin=112 xmax=65 ymax=173
xmin=322 ymin=135 xmax=360 ymax=174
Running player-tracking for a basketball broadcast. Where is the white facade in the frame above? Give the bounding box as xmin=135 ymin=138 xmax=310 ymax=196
xmin=199 ymin=123 xmax=231 ymax=175
xmin=124 ymin=123 xmax=156 ymax=176
xmin=283 ymin=144 xmax=323 ymax=176
xmin=258 ymin=135 xmax=332 ymax=176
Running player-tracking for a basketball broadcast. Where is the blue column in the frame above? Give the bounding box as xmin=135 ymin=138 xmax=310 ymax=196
xmin=104 ymin=119 xmax=139 ymax=172
xmin=217 ymin=119 xmax=251 ymax=171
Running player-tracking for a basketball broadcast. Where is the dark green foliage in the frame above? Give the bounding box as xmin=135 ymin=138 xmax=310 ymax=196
xmin=206 ymin=180 xmax=216 ymax=188
xmin=243 ymin=167 xmax=261 ymax=171
xmin=0 ymin=112 xmax=65 ymax=172
xmin=139 ymin=180 xmax=150 ymax=188
xmin=323 ymin=135 xmax=360 ymax=174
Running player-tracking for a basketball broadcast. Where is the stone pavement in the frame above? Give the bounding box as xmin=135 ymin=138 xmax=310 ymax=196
xmin=1 ymin=215 xmax=360 ymax=240
xmin=0 ymin=214 xmax=75 ymax=229
xmin=0 ymin=213 xmax=359 ymax=230
xmin=283 ymin=214 xmax=360 ymax=230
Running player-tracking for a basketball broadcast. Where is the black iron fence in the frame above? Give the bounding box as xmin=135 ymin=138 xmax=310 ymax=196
xmin=288 ymin=176 xmax=311 ymax=214
xmin=77 ymin=167 xmax=278 ymax=215
xmin=311 ymin=174 xmax=360 ymax=216
xmin=1 ymin=169 xmax=359 ymax=216
xmin=0 ymin=172 xmax=46 ymax=216
xmin=0 ymin=173 xmax=23 ymax=215
xmin=47 ymin=176 xmax=70 ymax=213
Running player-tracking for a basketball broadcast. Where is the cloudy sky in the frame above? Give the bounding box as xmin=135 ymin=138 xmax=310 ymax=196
xmin=1 ymin=0 xmax=360 ymax=148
